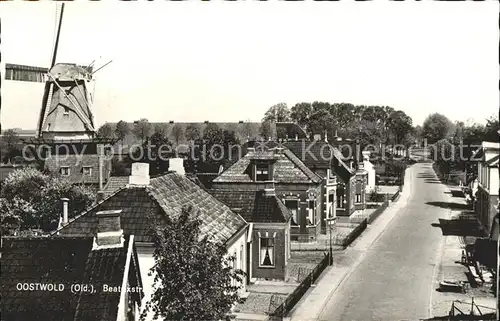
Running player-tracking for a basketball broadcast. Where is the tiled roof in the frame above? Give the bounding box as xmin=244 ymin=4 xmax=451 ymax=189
xmin=102 ymin=176 xmax=129 ymax=197
xmin=213 ymin=148 xmax=322 ymax=184
xmin=209 ymin=189 xmax=292 ymax=223
xmin=54 ymin=173 xmax=247 ymax=245
xmin=1 ymin=236 xmax=134 ymax=321
xmin=283 ymin=140 xmax=355 ymax=179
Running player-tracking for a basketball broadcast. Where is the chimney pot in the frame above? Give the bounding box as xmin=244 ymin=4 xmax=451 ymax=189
xmin=168 ymin=157 xmax=185 ymax=175
xmin=61 ymin=198 xmax=69 ymax=225
xmin=94 ymin=210 xmax=124 ymax=248
xmin=129 ymin=162 xmax=150 ymax=185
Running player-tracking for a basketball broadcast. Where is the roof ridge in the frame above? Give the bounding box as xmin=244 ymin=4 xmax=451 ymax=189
xmin=282 ymin=148 xmax=322 ymax=183
xmin=50 ymin=185 xmax=139 ymax=236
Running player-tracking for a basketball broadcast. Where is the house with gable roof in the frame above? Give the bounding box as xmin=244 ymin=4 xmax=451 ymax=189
xmin=209 ymin=188 xmax=293 ymax=281
xmin=1 ymin=232 xmax=143 ymax=321
xmin=283 ymin=138 xmax=367 ymax=230
xmin=212 ymin=146 xmax=323 ymax=242
xmin=52 ymin=162 xmax=250 ymax=317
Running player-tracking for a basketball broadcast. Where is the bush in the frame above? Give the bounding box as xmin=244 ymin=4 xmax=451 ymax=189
xmin=368 ymin=187 xmax=385 ymax=202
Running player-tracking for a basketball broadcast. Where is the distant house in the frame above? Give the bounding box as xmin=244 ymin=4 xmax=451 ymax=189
xmin=471 ymin=141 xmax=499 ymax=235
xmin=212 ymin=146 xmax=323 ymax=242
xmin=1 ymin=234 xmax=143 ymax=321
xmin=283 ymin=138 xmax=363 ymax=222
xmin=53 ymin=162 xmax=249 ymax=318
xmin=209 ymin=189 xmax=292 ymax=281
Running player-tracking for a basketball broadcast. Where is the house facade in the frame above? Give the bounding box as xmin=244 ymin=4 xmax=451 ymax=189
xmin=212 ymin=147 xmax=323 ymax=242
xmin=1 ymin=234 xmax=143 ymax=321
xmin=53 ymin=162 xmax=249 ymax=319
xmin=209 ymin=189 xmax=292 ymax=281
xmin=473 ymin=142 xmax=499 ymax=235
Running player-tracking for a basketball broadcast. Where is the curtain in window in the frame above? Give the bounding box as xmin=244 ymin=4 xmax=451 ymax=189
xmin=260 ymin=238 xmax=274 ymax=266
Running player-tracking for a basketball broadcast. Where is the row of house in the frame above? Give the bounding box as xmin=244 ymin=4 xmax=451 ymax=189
xmin=1 ymin=62 xmax=379 ymax=320
xmin=464 ymin=141 xmax=499 ymax=237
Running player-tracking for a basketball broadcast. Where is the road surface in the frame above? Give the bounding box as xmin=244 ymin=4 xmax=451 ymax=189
xmin=319 ymin=162 xmax=452 ymax=321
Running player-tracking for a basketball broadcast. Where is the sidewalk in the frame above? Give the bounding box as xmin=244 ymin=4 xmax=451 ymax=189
xmin=288 ymin=168 xmax=414 ymax=321
xmin=430 ymin=183 xmax=496 ymax=317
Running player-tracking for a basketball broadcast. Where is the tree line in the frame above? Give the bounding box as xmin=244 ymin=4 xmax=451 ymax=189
xmin=422 ymin=112 xmax=499 ymax=178
xmin=260 ymin=102 xmax=415 ymax=148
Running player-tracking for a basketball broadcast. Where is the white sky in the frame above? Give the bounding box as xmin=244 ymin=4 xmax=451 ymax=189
xmin=1 ymin=1 xmax=498 ymax=129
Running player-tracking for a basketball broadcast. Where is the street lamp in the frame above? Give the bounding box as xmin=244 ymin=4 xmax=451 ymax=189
xmin=326 ymin=209 xmax=337 ymax=266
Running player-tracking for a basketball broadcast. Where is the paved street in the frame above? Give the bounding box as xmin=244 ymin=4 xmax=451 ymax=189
xmin=318 ymin=162 xmax=454 ymax=321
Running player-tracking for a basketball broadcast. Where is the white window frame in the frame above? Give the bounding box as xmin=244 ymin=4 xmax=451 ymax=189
xmin=82 ymin=166 xmax=92 ymax=176
xmin=284 ymin=199 xmax=299 ymax=226
xmin=255 ymin=164 xmax=270 ymax=181
xmin=60 ymin=166 xmax=70 ymax=176
xmin=307 ymin=199 xmax=316 ymax=226
xmin=258 ymin=233 xmax=276 ymax=268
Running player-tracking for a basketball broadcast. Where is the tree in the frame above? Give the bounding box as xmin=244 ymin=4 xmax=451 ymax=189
xmin=422 ymin=113 xmax=454 ymax=144
xmin=185 ymin=123 xmax=201 ymax=142
xmin=115 ymin=120 xmax=130 ymax=146
xmin=241 ymin=120 xmax=254 ymax=141
xmin=307 ymin=109 xmax=335 ymax=138
xmin=132 ymin=118 xmax=152 ymax=144
xmin=483 ymin=115 xmax=499 ymax=142
xmin=290 ymin=102 xmax=312 ymax=128
xmin=262 ymin=103 xmax=291 ymax=123
xmin=97 ymin=123 xmax=114 ymax=139
xmin=330 ymin=103 xmax=355 ymax=131
xmin=141 ymin=205 xmax=244 ymax=321
xmin=203 ymin=123 xmax=225 ymax=163
xmin=259 ymin=121 xmax=272 ymax=141
xmin=171 ymin=124 xmax=185 ymax=146
xmin=0 ymin=167 xmax=95 ymax=234
xmin=1 ymin=129 xmax=21 ymax=163
xmin=387 ymin=110 xmax=413 ymax=145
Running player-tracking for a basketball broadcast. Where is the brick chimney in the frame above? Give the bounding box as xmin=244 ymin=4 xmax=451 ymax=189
xmin=93 ymin=209 xmax=124 ymax=249
xmin=128 ymin=163 xmax=150 ymax=186
xmin=96 ymin=191 xmax=105 ymax=203
xmin=169 ymin=157 xmax=185 ymax=175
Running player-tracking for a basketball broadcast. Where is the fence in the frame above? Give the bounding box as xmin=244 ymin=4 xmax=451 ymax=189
xmin=391 ymin=189 xmax=401 ymax=202
xmin=367 ymin=200 xmax=389 ymax=224
xmin=268 ymin=251 xmax=331 ymax=319
xmin=340 ymin=219 xmax=367 ymax=247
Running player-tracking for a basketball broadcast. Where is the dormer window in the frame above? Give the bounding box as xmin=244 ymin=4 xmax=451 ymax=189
xmin=60 ymin=166 xmax=70 ymax=176
xmin=82 ymin=166 xmax=92 ymax=176
xmin=255 ymin=163 xmax=270 ymax=181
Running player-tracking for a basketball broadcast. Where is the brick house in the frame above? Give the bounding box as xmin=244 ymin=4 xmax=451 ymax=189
xmin=472 ymin=142 xmax=499 ymax=234
xmin=1 ymin=234 xmax=143 ymax=321
xmin=283 ymin=139 xmax=362 ymax=224
xmin=52 ymin=162 xmax=249 ymax=319
xmin=209 ymin=188 xmax=292 ymax=281
xmin=212 ymin=146 xmax=323 ymax=242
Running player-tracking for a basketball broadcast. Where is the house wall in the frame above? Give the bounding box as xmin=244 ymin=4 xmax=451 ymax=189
xmin=136 ymin=233 xmax=248 ymax=319
xmin=251 ymin=224 xmax=287 ymax=280
xmin=337 ymin=176 xmax=356 ymax=217
xmin=212 ymin=182 xmax=322 ymax=240
xmin=364 ymin=160 xmax=376 ymax=192
xmin=489 ymin=167 xmax=499 ymax=195
xmin=225 ymin=231 xmax=248 ymax=293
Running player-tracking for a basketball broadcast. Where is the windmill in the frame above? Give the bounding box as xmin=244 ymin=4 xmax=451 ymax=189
xmin=36 ymin=3 xmax=112 ymax=140
xmin=28 ymin=2 xmax=115 ymax=190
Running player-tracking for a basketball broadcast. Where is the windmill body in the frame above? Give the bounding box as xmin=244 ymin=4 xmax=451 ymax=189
xmin=39 ymin=63 xmax=96 ymax=140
